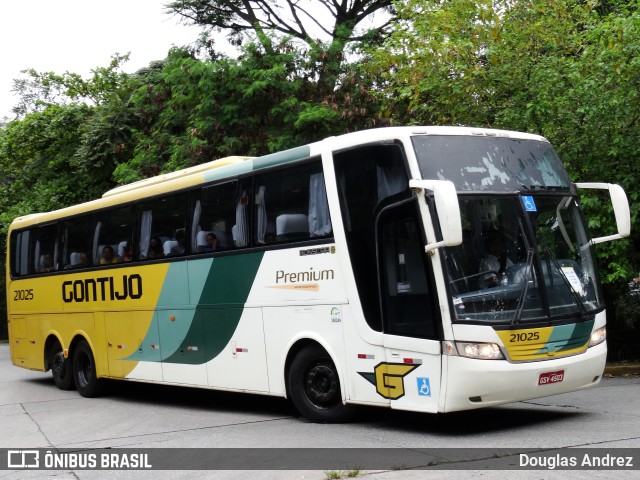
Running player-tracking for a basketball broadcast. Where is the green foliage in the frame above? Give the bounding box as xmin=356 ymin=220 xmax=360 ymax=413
xmin=369 ymin=0 xmax=640 ymax=285
xmin=11 ymin=54 xmax=131 ymax=116
xmin=114 ymin=42 xmax=379 ymax=183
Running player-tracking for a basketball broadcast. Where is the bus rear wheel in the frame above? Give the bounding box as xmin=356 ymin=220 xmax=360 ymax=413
xmin=72 ymin=340 xmax=106 ymax=398
xmin=49 ymin=343 xmax=74 ymax=391
xmin=288 ymin=345 xmax=353 ymax=423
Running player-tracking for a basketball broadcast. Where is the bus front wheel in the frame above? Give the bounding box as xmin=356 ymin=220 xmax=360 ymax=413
xmin=72 ymin=340 xmax=106 ymax=398
xmin=49 ymin=343 xmax=74 ymax=391
xmin=287 ymin=345 xmax=353 ymax=423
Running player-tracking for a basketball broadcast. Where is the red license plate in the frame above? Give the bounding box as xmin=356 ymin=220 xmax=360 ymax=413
xmin=538 ymin=370 xmax=564 ymax=385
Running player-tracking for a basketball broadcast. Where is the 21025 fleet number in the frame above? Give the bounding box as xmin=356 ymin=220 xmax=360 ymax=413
xmin=13 ymin=289 xmax=34 ymax=301
xmin=509 ymin=332 xmax=540 ymax=342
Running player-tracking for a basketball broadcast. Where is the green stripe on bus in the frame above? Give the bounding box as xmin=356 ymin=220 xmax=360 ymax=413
xmin=163 ymin=252 xmax=264 ymax=364
xmin=203 ymin=161 xmax=253 ymax=183
xmin=202 ymin=146 xmax=311 ymax=184
xmin=536 ymin=318 xmax=595 ymax=354
xmin=252 ymin=145 xmax=311 ymax=170
xmin=126 ymin=261 xmax=206 ymax=362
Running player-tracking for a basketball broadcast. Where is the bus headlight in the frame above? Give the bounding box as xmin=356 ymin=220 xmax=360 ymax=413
xmin=589 ymin=326 xmax=606 ymax=347
xmin=443 ymin=341 xmax=504 ymax=360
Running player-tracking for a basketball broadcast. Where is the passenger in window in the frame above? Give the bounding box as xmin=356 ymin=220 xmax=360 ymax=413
xmin=201 ymin=233 xmax=218 ymax=253
xmin=146 ymin=236 xmax=165 ymax=259
xmin=100 ymin=245 xmax=122 ymax=264
xmin=169 ymin=231 xmax=186 ymax=256
xmin=77 ymin=252 xmax=90 ymax=268
xmin=122 ymin=243 xmax=134 ymax=262
xmin=40 ymin=253 xmax=55 ymax=272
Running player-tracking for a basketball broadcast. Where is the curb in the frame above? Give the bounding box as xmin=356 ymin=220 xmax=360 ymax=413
xmin=604 ymin=363 xmax=640 ymax=377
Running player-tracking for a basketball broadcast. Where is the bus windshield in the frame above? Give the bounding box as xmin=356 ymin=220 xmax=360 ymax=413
xmin=440 ymin=195 xmax=602 ymax=323
xmin=412 ymin=135 xmax=601 ymax=324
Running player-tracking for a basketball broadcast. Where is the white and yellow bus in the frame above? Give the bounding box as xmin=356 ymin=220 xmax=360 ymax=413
xmin=6 ymin=126 xmax=631 ymax=422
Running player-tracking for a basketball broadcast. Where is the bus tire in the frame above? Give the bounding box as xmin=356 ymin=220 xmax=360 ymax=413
xmin=72 ymin=339 xmax=106 ymax=398
xmin=49 ymin=343 xmax=74 ymax=391
xmin=287 ymin=345 xmax=353 ymax=423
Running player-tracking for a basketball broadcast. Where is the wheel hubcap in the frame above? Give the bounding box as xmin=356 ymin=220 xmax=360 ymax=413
xmin=305 ymin=362 xmax=339 ymax=408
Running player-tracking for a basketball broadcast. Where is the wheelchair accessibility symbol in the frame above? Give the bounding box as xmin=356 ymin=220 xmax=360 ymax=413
xmin=522 ymin=195 xmax=537 ymax=212
xmin=417 ymin=377 xmax=431 ymax=397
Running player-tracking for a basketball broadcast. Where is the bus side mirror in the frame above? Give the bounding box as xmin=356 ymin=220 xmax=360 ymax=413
xmin=575 ymin=182 xmax=631 ymax=244
xmin=409 ymin=179 xmax=463 ymax=252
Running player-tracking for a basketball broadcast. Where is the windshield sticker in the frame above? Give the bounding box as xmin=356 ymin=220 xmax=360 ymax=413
xmin=561 ymin=266 xmax=584 ymax=294
xmin=522 ymin=195 xmax=537 ymax=212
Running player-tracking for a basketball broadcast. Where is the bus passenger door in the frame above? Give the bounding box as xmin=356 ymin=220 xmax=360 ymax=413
xmin=378 ymin=200 xmax=442 ymax=412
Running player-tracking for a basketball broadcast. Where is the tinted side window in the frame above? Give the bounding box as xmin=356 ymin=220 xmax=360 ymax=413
xmin=33 ymin=224 xmax=58 ymax=273
xmin=253 ymin=160 xmax=331 ymax=245
xmin=61 ymin=215 xmax=93 ymax=269
xmin=191 ymin=179 xmax=251 ymax=253
xmin=138 ymin=194 xmax=187 ymax=260
xmin=10 ymin=230 xmax=31 ymax=277
xmin=94 ymin=206 xmax=135 ymax=265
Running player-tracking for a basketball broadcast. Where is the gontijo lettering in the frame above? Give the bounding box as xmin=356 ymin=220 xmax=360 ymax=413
xmin=62 ymin=274 xmax=143 ymax=303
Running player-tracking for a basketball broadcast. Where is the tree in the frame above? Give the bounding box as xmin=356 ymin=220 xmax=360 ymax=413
xmin=11 ymin=54 xmax=131 ymax=117
xmin=166 ymin=0 xmax=395 ymax=93
xmin=114 ymin=43 xmax=380 ymax=182
xmin=367 ymin=0 xmax=639 ymax=285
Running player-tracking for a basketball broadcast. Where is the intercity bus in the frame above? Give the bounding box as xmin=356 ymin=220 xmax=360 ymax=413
xmin=6 ymin=126 xmax=630 ymax=422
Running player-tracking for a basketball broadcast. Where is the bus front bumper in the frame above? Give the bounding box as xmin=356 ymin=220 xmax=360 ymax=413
xmin=442 ymin=342 xmax=607 ymax=413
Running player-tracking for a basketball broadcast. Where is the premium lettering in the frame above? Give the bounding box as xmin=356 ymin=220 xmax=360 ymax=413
xmin=62 ymin=274 xmax=143 ymax=303
xmin=275 ymin=268 xmax=334 ymax=284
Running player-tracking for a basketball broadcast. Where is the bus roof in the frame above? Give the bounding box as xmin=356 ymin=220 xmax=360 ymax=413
xmin=101 ymin=156 xmax=251 ymax=198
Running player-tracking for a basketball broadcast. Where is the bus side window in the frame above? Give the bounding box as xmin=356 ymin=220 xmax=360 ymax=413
xmin=138 ymin=193 xmax=186 ymax=260
xmin=33 ymin=223 xmax=59 ymax=274
xmin=94 ymin=206 xmax=135 ymax=264
xmin=253 ymin=160 xmax=331 ymax=245
xmin=192 ymin=180 xmax=249 ymax=253
xmin=61 ymin=215 xmax=93 ymax=269
xmin=10 ymin=230 xmax=32 ymax=277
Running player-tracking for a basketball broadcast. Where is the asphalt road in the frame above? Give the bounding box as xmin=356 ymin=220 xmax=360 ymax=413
xmin=1 ymin=343 xmax=639 ymax=480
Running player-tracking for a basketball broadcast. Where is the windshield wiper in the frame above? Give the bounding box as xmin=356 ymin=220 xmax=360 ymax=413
xmin=512 ymin=248 xmax=535 ymax=326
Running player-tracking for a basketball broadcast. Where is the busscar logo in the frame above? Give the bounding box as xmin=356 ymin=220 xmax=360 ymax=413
xmin=299 ymin=246 xmax=336 ymax=256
